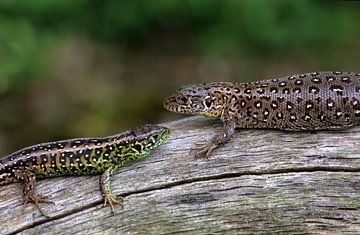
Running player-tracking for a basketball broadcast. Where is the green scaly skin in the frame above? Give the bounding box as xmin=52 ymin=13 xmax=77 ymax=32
xmin=0 ymin=124 xmax=170 ymax=217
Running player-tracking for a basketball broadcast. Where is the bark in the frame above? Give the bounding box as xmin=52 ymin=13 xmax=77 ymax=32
xmin=1 ymin=117 xmax=360 ymax=235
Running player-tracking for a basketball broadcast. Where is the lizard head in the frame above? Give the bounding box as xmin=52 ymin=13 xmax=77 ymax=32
xmin=164 ymin=83 xmax=230 ymax=118
xmin=113 ymin=124 xmax=170 ymax=165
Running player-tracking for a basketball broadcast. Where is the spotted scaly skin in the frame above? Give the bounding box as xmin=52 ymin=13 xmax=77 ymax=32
xmin=0 ymin=124 xmax=170 ymax=217
xmin=164 ymin=71 xmax=360 ymax=157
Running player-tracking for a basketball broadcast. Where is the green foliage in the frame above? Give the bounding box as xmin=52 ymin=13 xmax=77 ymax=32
xmin=0 ymin=17 xmax=34 ymax=92
xmin=0 ymin=1 xmax=359 ymax=87
xmin=0 ymin=0 xmax=360 ymax=152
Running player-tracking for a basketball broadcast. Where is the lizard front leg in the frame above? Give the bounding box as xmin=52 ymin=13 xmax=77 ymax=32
xmin=192 ymin=108 xmax=236 ymax=158
xmin=21 ymin=169 xmax=54 ymax=217
xmin=100 ymin=166 xmax=124 ymax=213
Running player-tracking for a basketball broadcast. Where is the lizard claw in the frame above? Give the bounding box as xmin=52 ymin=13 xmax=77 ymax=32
xmin=23 ymin=194 xmax=54 ymax=218
xmin=190 ymin=142 xmax=218 ymax=159
xmin=103 ymin=193 xmax=124 ymax=213
xmin=191 ymin=130 xmax=232 ymax=158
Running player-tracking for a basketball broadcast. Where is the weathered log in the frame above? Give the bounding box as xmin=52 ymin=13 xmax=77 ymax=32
xmin=1 ymin=116 xmax=360 ymax=234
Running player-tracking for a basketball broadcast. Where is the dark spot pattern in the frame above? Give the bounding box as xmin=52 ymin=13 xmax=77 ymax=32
xmin=271 ymin=101 xmax=278 ymax=109
xmin=341 ymin=76 xmax=351 ymax=83
xmin=303 ymin=114 xmax=311 ymax=121
xmin=255 ymin=101 xmax=262 ymax=109
xmin=282 ymin=88 xmax=290 ymax=94
xmin=244 ymin=88 xmax=252 ymax=94
xmin=311 ymin=77 xmax=322 ymax=84
xmin=286 ymin=101 xmax=294 ymax=111
xmin=256 ymin=88 xmax=265 ymax=94
xmin=309 ymin=86 xmax=320 ymax=94
xmin=326 ymin=98 xmax=335 ymax=110
xmin=261 ymin=96 xmax=271 ymax=101
xmin=276 ymin=112 xmax=283 ymax=119
xmin=330 ymin=84 xmax=344 ymax=96
xmin=279 ymin=82 xmax=287 ymax=87
xmin=263 ymin=108 xmax=270 ymax=118
xmin=289 ymin=114 xmax=297 ymax=122
xmin=240 ymin=100 xmax=246 ymax=108
xmin=295 ymin=79 xmax=304 ymax=85
xmin=277 ymin=97 xmax=285 ymax=102
xmin=270 ymin=87 xmax=278 ymax=93
xmin=311 ymin=72 xmax=320 ymax=76
xmin=305 ymin=101 xmax=314 ymax=111
xmin=326 ymin=76 xmax=336 ymax=82
xmin=293 ymin=87 xmax=301 ymax=93
xmin=296 ymin=97 xmax=303 ymax=103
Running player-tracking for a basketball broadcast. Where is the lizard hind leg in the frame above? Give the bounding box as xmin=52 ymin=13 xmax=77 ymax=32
xmin=100 ymin=166 xmax=124 ymax=213
xmin=20 ymin=169 xmax=54 ymax=218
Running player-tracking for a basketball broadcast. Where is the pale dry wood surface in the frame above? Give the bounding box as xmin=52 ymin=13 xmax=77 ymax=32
xmin=1 ymin=116 xmax=360 ymax=235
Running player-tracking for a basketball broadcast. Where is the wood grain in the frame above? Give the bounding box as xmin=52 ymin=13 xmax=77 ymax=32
xmin=1 ymin=116 xmax=360 ymax=235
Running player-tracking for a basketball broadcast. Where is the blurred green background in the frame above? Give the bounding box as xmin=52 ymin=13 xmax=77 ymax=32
xmin=0 ymin=0 xmax=360 ymax=154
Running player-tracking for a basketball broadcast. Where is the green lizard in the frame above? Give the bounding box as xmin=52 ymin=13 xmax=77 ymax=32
xmin=0 ymin=124 xmax=170 ymax=217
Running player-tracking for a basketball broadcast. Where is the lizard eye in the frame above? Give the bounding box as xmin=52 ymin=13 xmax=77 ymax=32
xmin=205 ymin=97 xmax=212 ymax=108
xmin=180 ymin=96 xmax=188 ymax=104
xmin=133 ymin=144 xmax=143 ymax=152
xmin=152 ymin=134 xmax=159 ymax=142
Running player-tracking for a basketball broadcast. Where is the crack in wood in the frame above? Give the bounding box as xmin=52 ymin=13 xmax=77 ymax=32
xmin=3 ymin=117 xmax=360 ymax=234
xmin=12 ymin=165 xmax=360 ymax=234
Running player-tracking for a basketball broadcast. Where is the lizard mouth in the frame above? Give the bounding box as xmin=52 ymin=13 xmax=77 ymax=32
xmin=163 ymin=95 xmax=194 ymax=114
xmin=163 ymin=94 xmax=181 ymax=112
